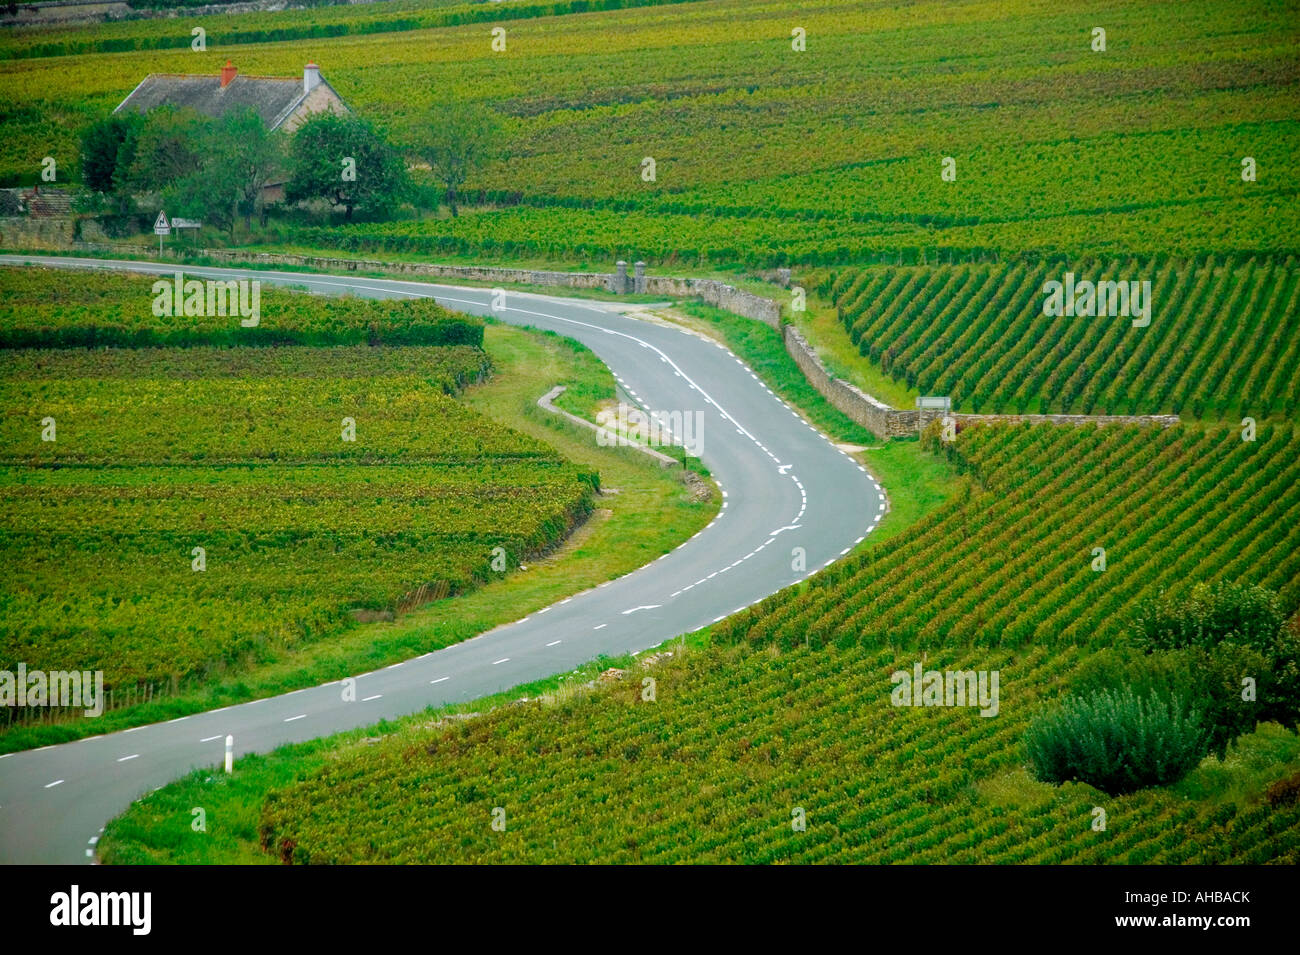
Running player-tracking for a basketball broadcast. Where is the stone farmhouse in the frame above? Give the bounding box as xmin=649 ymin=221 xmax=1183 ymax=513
xmin=113 ymin=61 xmax=349 ymax=202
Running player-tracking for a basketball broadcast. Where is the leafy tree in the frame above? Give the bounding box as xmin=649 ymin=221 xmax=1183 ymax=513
xmin=122 ymin=107 xmax=208 ymax=198
xmin=79 ymin=112 xmax=143 ymax=195
xmin=416 ymin=99 xmax=503 ymax=216
xmin=214 ymin=108 xmax=283 ymax=231
xmin=167 ymin=108 xmax=282 ymax=238
xmin=285 ymin=112 xmax=408 ymax=221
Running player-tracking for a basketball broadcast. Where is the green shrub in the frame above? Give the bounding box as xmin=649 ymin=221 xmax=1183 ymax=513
xmin=1025 ymin=687 xmax=1209 ymax=795
xmin=1129 ymin=582 xmax=1300 ymax=735
xmin=1071 ymin=645 xmax=1271 ymax=760
xmin=1131 ymin=582 xmax=1285 ymax=652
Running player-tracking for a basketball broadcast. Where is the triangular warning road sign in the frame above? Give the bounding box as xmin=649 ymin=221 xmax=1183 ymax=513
xmin=154 ymin=211 xmax=169 ymax=230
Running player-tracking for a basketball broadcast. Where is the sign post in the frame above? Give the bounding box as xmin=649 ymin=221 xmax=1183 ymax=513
xmin=153 ymin=211 xmax=170 ymax=255
xmin=916 ymin=396 xmax=951 ymax=436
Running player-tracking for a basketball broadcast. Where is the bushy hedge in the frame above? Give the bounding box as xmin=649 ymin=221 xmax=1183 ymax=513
xmin=1025 ymin=688 xmax=1209 ymax=795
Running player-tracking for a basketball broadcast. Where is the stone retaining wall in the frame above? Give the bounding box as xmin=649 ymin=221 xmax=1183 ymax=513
xmin=0 ymin=217 xmax=74 ymax=249
xmin=782 ymin=325 xmax=912 ymax=437
xmin=643 ymin=276 xmax=781 ymax=327
xmin=778 ymin=320 xmax=1177 ymax=438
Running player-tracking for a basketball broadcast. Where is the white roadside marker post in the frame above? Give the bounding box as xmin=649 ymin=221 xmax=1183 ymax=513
xmin=224 ymin=734 xmax=233 ymax=774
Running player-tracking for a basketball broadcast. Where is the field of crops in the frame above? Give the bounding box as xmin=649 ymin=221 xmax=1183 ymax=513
xmin=0 ymin=267 xmax=482 ymax=349
xmin=2 ymin=0 xmax=1295 ymax=264
xmin=237 ymin=420 xmax=1300 ymax=863
xmin=255 ymin=643 xmax=1300 ymax=865
xmin=719 ymin=423 xmax=1300 ymax=649
xmin=822 ymin=254 xmax=1300 ymax=418
xmin=0 ymin=270 xmax=596 ymax=692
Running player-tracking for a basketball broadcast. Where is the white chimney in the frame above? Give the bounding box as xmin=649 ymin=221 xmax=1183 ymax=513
xmin=304 ymin=63 xmax=321 ymax=94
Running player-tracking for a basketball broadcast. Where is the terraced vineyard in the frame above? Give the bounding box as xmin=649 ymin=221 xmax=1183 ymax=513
xmin=0 ymin=270 xmax=596 ymax=696
xmin=159 ymin=421 xmax=1299 ymax=864
xmin=823 ymin=255 xmax=1300 ymax=418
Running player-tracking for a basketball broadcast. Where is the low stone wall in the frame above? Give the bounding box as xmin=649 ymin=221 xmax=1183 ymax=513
xmin=0 ymin=217 xmax=74 ymax=249
xmin=537 ymin=386 xmax=678 ymax=468
xmin=955 ymin=413 xmax=1179 ymax=429
xmin=195 ymin=249 xmax=783 ymax=325
xmin=779 ymin=324 xmax=1178 ymax=439
xmin=642 ymin=275 xmax=781 ymax=327
xmin=782 ymin=325 xmax=911 ymax=437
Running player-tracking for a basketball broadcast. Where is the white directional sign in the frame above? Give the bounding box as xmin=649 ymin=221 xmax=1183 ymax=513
xmin=153 ymin=211 xmax=171 ymax=235
xmin=916 ymin=395 xmax=952 ymax=436
xmin=171 ymin=218 xmax=202 ymax=229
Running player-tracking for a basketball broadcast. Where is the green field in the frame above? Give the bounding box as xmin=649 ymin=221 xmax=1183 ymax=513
xmin=101 ymin=422 xmax=1300 ymax=863
xmin=6 ymin=0 xmax=1299 ymax=866
xmin=250 ymin=646 xmax=1300 ymax=864
xmin=821 ymin=255 xmax=1300 ymax=417
xmin=0 ymin=266 xmax=483 ymax=349
xmin=715 ymin=423 xmax=1300 ymax=649
xmin=0 ymin=267 xmax=721 ymax=751
xmin=0 ymin=268 xmax=597 ymax=717
xmin=246 ymin=411 xmax=1280 ymax=864
xmin=2 ymin=0 xmax=1296 ymax=264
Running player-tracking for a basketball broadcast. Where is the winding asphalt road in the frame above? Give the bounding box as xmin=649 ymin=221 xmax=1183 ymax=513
xmin=0 ymin=256 xmax=884 ymax=864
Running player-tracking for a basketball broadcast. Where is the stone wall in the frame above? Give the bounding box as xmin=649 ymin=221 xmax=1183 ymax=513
xmin=782 ymin=325 xmax=910 ymax=437
xmin=644 ymin=276 xmax=782 ymax=328
xmin=778 ymin=325 xmax=1178 ymax=439
xmin=537 ymin=386 xmax=678 ymax=468
xmin=196 ymin=249 xmax=783 ymax=324
xmin=954 ymin=413 xmax=1179 ymax=429
xmin=0 ymin=217 xmax=74 ymax=249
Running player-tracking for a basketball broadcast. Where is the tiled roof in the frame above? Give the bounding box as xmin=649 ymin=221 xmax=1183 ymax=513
xmin=114 ymin=74 xmax=309 ymax=130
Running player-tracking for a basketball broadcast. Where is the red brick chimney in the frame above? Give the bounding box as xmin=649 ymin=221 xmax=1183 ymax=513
xmin=220 ymin=61 xmax=237 ymax=88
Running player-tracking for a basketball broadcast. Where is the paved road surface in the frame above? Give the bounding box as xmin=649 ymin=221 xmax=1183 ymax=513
xmin=0 ymin=256 xmax=884 ymax=864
